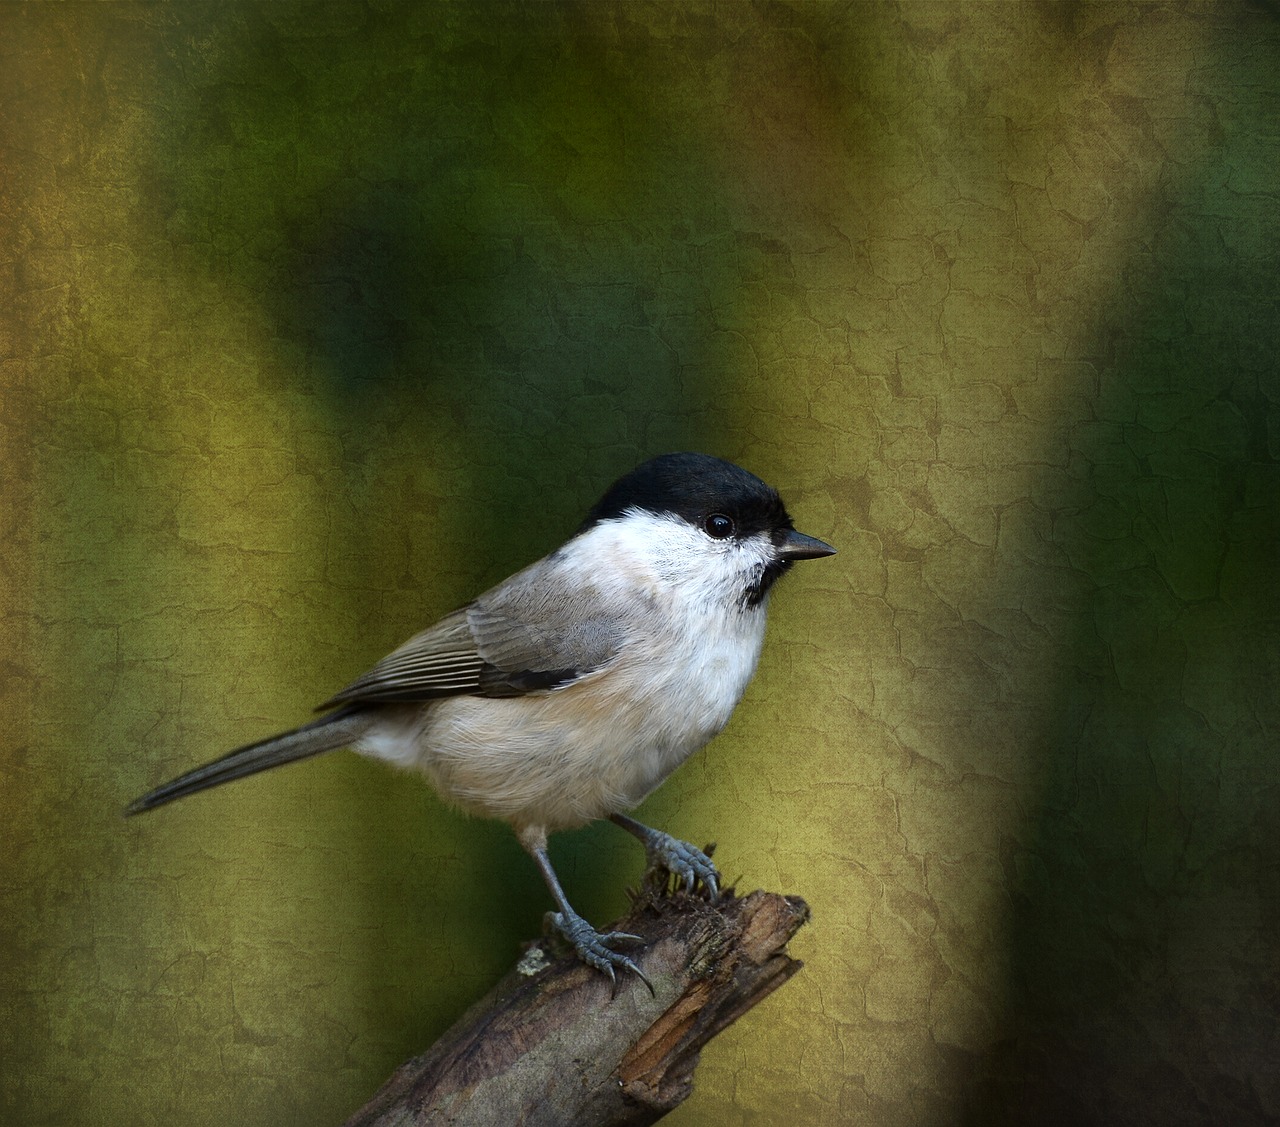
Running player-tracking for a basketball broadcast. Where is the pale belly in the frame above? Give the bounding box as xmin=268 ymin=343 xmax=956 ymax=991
xmin=355 ymin=613 xmax=767 ymax=832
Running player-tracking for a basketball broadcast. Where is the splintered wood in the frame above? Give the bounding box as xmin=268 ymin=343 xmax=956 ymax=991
xmin=345 ymin=889 xmax=810 ymax=1127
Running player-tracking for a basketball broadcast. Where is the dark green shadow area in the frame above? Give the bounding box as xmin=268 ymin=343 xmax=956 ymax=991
xmin=962 ymin=24 xmax=1280 ymax=1125
xmin=143 ymin=1 xmax=765 ymax=1056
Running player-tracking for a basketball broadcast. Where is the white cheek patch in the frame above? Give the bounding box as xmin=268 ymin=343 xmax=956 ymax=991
xmin=574 ymin=511 xmax=776 ymax=613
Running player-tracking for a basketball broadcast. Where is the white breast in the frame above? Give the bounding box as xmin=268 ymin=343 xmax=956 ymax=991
xmin=356 ymin=511 xmax=775 ymax=832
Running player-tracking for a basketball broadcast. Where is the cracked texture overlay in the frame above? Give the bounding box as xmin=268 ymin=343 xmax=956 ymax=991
xmin=3 ymin=4 xmax=1278 ymax=1125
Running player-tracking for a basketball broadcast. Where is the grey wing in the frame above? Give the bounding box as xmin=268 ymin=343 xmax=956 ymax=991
xmin=320 ymin=609 xmax=485 ymax=706
xmin=321 ymin=558 xmax=627 ymax=707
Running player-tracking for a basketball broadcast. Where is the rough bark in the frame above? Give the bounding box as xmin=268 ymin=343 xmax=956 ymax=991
xmin=344 ymin=887 xmax=810 ymax=1126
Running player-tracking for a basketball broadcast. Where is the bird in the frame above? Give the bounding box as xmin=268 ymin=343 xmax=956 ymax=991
xmin=126 ymin=452 xmax=835 ymax=987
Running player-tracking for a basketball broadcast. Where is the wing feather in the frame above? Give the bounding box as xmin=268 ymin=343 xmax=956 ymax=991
xmin=320 ymin=555 xmax=629 ymax=707
xmin=320 ymin=609 xmax=484 ymax=706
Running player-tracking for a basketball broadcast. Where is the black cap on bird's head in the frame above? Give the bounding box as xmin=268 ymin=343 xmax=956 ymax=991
xmin=581 ymin=452 xmax=836 ymax=569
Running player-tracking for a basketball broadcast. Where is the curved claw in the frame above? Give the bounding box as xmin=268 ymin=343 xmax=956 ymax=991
xmin=550 ymin=912 xmax=654 ymax=996
xmin=663 ymin=838 xmax=720 ymax=900
xmin=645 ymin=833 xmax=721 ymax=901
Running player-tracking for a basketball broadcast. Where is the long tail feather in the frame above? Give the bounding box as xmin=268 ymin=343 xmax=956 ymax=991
xmin=124 ymin=707 xmax=372 ymax=815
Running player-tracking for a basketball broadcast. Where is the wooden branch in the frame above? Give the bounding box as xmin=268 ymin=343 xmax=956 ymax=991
xmin=344 ymin=886 xmax=810 ymax=1127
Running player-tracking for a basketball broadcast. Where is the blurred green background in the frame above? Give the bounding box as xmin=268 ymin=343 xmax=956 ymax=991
xmin=3 ymin=3 xmax=1278 ymax=1124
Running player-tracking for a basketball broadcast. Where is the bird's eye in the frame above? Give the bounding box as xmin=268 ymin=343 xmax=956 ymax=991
xmin=704 ymin=513 xmax=735 ymax=539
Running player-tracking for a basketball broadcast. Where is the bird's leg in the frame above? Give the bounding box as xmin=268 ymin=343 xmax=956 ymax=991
xmin=517 ymin=826 xmax=652 ymax=994
xmin=609 ymin=812 xmax=720 ymax=901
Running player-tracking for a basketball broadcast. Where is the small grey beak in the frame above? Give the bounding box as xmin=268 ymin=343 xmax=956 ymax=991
xmin=778 ymin=529 xmax=836 ymax=560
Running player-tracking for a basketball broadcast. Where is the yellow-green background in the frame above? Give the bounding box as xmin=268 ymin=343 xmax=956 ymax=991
xmin=4 ymin=3 xmax=1278 ymax=1124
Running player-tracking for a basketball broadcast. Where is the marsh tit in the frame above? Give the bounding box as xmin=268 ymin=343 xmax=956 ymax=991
xmin=127 ymin=452 xmax=835 ymax=987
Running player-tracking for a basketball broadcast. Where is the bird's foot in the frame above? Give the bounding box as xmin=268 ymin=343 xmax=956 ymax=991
xmin=549 ymin=909 xmax=653 ymax=994
xmin=639 ymin=828 xmax=720 ymax=901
